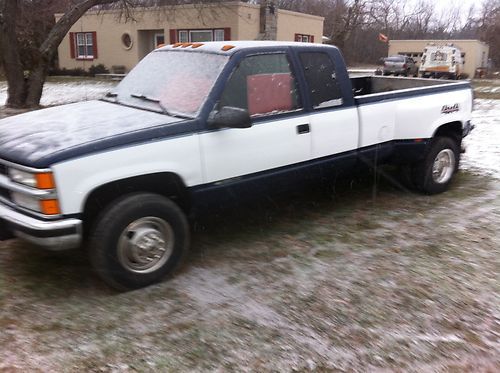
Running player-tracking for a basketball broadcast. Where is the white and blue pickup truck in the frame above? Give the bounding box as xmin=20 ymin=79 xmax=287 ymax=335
xmin=0 ymin=41 xmax=473 ymax=289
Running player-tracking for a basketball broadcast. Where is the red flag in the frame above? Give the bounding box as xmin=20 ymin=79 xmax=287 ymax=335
xmin=378 ymin=33 xmax=389 ymax=43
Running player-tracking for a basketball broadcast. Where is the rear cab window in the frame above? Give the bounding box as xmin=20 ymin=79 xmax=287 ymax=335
xmin=299 ymin=52 xmax=343 ymax=109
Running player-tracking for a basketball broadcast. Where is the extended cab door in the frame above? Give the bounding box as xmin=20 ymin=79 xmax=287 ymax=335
xmin=199 ymin=52 xmax=311 ymax=184
xmin=297 ymin=50 xmax=359 ymax=162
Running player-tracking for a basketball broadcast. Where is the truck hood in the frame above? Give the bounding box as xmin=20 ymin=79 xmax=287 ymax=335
xmin=0 ymin=100 xmax=185 ymax=167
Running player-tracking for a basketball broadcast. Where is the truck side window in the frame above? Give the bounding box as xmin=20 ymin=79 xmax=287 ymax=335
xmin=219 ymin=53 xmax=302 ymax=117
xmin=299 ymin=52 xmax=342 ymax=109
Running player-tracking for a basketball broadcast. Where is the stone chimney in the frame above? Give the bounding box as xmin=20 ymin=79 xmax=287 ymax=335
xmin=259 ymin=0 xmax=277 ymax=40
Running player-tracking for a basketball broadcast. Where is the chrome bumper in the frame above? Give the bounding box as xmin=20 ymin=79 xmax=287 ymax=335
xmin=0 ymin=202 xmax=82 ymax=250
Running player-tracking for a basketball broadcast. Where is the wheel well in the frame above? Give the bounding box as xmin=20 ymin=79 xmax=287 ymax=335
xmin=81 ymin=173 xmax=190 ymax=238
xmin=433 ymin=122 xmax=462 ymax=145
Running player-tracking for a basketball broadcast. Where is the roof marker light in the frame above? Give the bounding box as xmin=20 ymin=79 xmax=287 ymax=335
xmin=181 ymin=43 xmax=193 ymax=48
xmin=172 ymin=43 xmax=183 ymax=48
xmin=221 ymin=45 xmax=235 ymax=52
xmin=191 ymin=43 xmax=204 ymax=48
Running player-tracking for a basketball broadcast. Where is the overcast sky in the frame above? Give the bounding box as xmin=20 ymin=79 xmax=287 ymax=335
xmin=407 ymin=0 xmax=484 ymax=25
xmin=422 ymin=0 xmax=482 ymax=15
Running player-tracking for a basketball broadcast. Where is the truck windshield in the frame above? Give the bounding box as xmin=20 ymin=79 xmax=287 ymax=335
xmin=106 ymin=50 xmax=229 ymax=118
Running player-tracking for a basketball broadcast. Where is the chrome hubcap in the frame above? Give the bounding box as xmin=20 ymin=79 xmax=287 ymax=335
xmin=118 ymin=217 xmax=174 ymax=273
xmin=432 ymin=149 xmax=455 ymax=184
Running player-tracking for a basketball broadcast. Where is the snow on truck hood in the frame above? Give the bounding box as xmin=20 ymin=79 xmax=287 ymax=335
xmin=0 ymin=100 xmax=183 ymax=167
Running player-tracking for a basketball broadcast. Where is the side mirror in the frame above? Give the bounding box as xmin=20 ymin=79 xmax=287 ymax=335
xmin=208 ymin=106 xmax=252 ymax=129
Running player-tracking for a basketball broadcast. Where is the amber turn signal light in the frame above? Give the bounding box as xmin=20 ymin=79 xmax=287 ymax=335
xmin=35 ymin=172 xmax=56 ymax=189
xmin=40 ymin=199 xmax=61 ymax=215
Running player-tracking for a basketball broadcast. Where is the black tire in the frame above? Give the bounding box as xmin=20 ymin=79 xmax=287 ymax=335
xmin=412 ymin=137 xmax=460 ymax=194
xmin=89 ymin=193 xmax=189 ymax=291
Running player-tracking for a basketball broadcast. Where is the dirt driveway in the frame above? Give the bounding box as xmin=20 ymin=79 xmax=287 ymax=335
xmin=0 ymin=96 xmax=499 ymax=371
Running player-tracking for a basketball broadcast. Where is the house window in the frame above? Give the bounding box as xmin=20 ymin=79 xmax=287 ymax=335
xmin=178 ymin=30 xmax=189 ymax=43
xmin=154 ymin=33 xmax=165 ymax=48
xmin=121 ymin=33 xmax=132 ymax=49
xmin=176 ymin=28 xmax=228 ymax=43
xmin=76 ymin=32 xmax=94 ymax=59
xmin=214 ymin=29 xmax=225 ymax=41
xmin=295 ymin=34 xmax=314 ymax=43
xmin=190 ymin=30 xmax=213 ymax=43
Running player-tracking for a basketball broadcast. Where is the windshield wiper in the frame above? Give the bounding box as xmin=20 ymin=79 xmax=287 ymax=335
xmin=130 ymin=93 xmax=191 ymax=119
xmin=130 ymin=93 xmax=166 ymax=114
xmin=131 ymin=93 xmax=160 ymax=102
xmin=105 ymin=92 xmax=118 ymax=98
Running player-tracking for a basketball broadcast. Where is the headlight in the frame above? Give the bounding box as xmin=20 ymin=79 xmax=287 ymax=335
xmin=11 ymin=192 xmax=41 ymax=212
xmin=11 ymin=192 xmax=60 ymax=215
xmin=9 ymin=168 xmax=37 ymax=188
xmin=8 ymin=168 xmax=60 ymax=215
xmin=8 ymin=168 xmax=55 ymax=189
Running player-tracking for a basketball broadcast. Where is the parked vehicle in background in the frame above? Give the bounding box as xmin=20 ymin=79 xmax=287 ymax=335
xmin=420 ymin=44 xmax=464 ymax=79
xmin=383 ymin=55 xmax=418 ymax=77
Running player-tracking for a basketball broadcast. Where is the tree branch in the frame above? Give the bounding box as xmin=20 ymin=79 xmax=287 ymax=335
xmin=38 ymin=0 xmax=123 ymax=61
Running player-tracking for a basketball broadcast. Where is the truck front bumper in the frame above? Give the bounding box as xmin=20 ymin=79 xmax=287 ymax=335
xmin=0 ymin=203 xmax=82 ymax=250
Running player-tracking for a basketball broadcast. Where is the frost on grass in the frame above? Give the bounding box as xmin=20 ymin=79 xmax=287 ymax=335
xmin=0 ymin=82 xmax=499 ymax=371
xmin=0 ymin=78 xmax=116 ymax=107
xmin=462 ymin=99 xmax=500 ymax=179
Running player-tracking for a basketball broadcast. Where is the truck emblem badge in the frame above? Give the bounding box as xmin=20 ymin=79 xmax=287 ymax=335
xmin=442 ymin=104 xmax=459 ymax=114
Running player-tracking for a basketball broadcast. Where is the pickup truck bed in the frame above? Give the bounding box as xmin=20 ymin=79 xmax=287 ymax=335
xmin=0 ymin=41 xmax=473 ymax=290
xmin=351 ymin=75 xmax=469 ymax=97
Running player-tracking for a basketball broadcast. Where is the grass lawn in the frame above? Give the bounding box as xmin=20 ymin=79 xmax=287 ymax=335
xmin=0 ymin=77 xmax=498 ymax=371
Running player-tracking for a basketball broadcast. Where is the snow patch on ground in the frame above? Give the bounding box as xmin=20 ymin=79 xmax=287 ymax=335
xmin=0 ymin=78 xmax=116 ymax=107
xmin=462 ymin=99 xmax=500 ymax=178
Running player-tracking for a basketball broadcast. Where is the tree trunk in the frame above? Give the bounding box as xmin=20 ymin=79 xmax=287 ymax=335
xmin=25 ymin=64 xmax=47 ymax=108
xmin=1 ymin=0 xmax=120 ymax=108
xmin=0 ymin=0 xmax=27 ymax=108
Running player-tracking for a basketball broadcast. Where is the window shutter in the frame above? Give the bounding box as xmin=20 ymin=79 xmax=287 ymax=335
xmin=169 ymin=29 xmax=177 ymax=43
xmin=69 ymin=32 xmax=76 ymax=59
xmin=311 ymin=35 xmax=315 ymax=43
xmin=223 ymin=28 xmax=231 ymax=41
xmin=92 ymin=31 xmax=98 ymax=59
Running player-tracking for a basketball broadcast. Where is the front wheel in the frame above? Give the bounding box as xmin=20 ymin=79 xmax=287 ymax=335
xmin=89 ymin=193 xmax=190 ymax=290
xmin=412 ymin=137 xmax=460 ymax=194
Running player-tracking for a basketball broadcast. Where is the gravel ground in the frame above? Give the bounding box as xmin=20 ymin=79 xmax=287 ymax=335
xmin=0 ymin=80 xmax=499 ymax=371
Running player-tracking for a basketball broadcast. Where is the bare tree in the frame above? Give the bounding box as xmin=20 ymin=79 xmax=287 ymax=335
xmin=0 ymin=0 xmax=133 ymax=108
xmin=477 ymin=0 xmax=500 ymax=66
xmin=0 ymin=0 xmax=227 ymax=109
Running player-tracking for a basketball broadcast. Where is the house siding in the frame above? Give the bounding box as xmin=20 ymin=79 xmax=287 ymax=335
xmin=56 ymin=2 xmax=324 ymax=73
